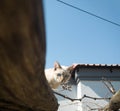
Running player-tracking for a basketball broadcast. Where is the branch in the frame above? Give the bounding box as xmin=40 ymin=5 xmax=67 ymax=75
xmin=53 ymin=91 xmax=110 ymax=102
xmin=84 ymin=95 xmax=110 ymax=100
xmin=53 ymin=91 xmax=79 ymax=102
xmin=102 ymin=77 xmax=116 ymax=94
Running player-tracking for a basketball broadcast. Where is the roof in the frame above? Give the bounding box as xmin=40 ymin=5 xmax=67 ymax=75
xmin=72 ymin=63 xmax=120 ymax=68
xmin=71 ymin=63 xmax=120 ymax=72
xmin=70 ymin=64 xmax=120 ymax=81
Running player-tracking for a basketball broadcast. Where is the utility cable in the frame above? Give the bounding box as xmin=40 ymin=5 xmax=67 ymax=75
xmin=57 ymin=0 xmax=120 ymax=27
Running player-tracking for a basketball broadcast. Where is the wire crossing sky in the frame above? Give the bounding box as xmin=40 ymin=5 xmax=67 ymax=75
xmin=57 ymin=0 xmax=120 ymax=27
xmin=44 ymin=0 xmax=120 ymax=68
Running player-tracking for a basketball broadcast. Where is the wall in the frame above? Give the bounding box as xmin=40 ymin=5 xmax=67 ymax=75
xmin=77 ymin=81 xmax=120 ymax=111
xmin=55 ymin=85 xmax=77 ymax=111
xmin=54 ymin=66 xmax=120 ymax=111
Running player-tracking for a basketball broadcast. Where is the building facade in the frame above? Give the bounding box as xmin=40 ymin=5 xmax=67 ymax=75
xmin=55 ymin=64 xmax=120 ymax=111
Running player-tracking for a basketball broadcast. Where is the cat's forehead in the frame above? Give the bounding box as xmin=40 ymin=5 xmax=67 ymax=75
xmin=55 ymin=67 xmax=70 ymax=74
xmin=54 ymin=68 xmax=65 ymax=73
xmin=61 ymin=66 xmax=68 ymax=70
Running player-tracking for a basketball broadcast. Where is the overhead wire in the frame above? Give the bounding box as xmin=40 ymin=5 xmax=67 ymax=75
xmin=57 ymin=0 xmax=120 ymax=27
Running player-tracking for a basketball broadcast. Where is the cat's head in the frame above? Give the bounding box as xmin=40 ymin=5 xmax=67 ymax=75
xmin=53 ymin=61 xmax=71 ymax=84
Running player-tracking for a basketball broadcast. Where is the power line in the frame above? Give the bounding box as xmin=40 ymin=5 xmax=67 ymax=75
xmin=57 ymin=0 xmax=120 ymax=27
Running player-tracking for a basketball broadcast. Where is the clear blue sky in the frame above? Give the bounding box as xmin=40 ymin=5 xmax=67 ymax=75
xmin=43 ymin=0 xmax=120 ymax=68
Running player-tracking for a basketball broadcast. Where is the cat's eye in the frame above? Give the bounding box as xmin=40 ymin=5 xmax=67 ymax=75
xmin=57 ymin=73 xmax=61 ymax=77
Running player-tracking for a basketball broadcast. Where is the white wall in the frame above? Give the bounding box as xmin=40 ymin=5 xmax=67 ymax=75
xmin=54 ymin=67 xmax=120 ymax=111
xmin=77 ymin=81 xmax=120 ymax=111
xmin=54 ymin=81 xmax=120 ymax=111
xmin=55 ymin=85 xmax=77 ymax=111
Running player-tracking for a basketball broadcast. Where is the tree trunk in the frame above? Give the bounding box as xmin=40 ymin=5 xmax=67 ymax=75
xmin=0 ymin=0 xmax=58 ymax=111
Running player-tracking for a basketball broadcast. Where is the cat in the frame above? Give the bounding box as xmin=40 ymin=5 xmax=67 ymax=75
xmin=45 ymin=62 xmax=72 ymax=89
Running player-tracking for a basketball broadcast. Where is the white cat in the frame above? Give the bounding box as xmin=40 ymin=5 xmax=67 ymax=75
xmin=45 ymin=62 xmax=71 ymax=89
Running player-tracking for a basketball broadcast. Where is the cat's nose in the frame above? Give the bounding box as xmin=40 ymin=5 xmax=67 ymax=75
xmin=57 ymin=73 xmax=61 ymax=77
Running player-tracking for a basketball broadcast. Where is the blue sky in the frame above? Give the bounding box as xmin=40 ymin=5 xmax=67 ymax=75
xmin=43 ymin=0 xmax=120 ymax=68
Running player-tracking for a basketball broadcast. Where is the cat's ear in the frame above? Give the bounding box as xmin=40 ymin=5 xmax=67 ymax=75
xmin=66 ymin=64 xmax=77 ymax=73
xmin=66 ymin=64 xmax=78 ymax=79
xmin=66 ymin=65 xmax=74 ymax=73
xmin=54 ymin=61 xmax=62 ymax=70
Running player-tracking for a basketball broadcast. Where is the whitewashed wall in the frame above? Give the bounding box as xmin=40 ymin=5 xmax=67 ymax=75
xmin=55 ymin=85 xmax=77 ymax=111
xmin=77 ymin=81 xmax=120 ymax=111
xmin=54 ymin=81 xmax=120 ymax=111
xmin=54 ymin=66 xmax=120 ymax=111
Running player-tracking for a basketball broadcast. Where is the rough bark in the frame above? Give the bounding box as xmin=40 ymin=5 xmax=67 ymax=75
xmin=0 ymin=0 xmax=58 ymax=111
